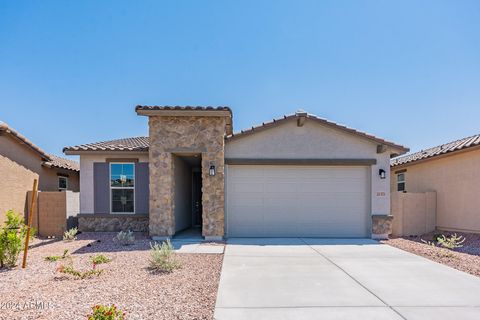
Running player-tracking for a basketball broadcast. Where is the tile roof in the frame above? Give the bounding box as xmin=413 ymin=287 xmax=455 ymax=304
xmin=44 ymin=155 xmax=80 ymax=171
xmin=135 ymin=105 xmax=232 ymax=112
xmin=0 ymin=122 xmax=79 ymax=172
xmin=391 ymin=134 xmax=480 ymax=167
xmin=226 ymin=111 xmax=409 ymax=154
xmin=63 ymin=136 xmax=149 ymax=153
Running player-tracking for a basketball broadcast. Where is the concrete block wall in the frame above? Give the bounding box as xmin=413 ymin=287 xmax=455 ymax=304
xmin=27 ymin=191 xmax=79 ymax=237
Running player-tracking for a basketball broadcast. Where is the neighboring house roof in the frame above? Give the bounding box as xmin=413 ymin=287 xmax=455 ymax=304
xmin=0 ymin=121 xmax=79 ymax=172
xmin=0 ymin=121 xmax=51 ymax=160
xmin=226 ymin=111 xmax=409 ymax=155
xmin=391 ymin=134 xmax=480 ymax=167
xmin=44 ymin=155 xmax=80 ymax=171
xmin=63 ymin=136 xmax=149 ymax=153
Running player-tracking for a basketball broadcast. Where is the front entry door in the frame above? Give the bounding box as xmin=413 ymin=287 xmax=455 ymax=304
xmin=192 ymin=171 xmax=203 ymax=227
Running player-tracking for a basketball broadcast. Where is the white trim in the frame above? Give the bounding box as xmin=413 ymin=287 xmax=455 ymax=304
xmin=58 ymin=176 xmax=68 ymax=191
xmin=109 ymin=162 xmax=135 ymax=214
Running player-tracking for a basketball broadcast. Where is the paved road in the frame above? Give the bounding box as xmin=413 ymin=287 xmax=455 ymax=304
xmin=214 ymin=238 xmax=480 ymax=319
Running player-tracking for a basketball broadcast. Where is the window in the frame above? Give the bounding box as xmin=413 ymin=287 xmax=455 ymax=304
xmin=110 ymin=163 xmax=135 ymax=213
xmin=58 ymin=176 xmax=68 ymax=191
xmin=397 ymin=173 xmax=406 ymax=192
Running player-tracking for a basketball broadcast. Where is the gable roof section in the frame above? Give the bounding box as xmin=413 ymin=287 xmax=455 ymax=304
xmin=226 ymin=111 xmax=409 ymax=155
xmin=391 ymin=134 xmax=480 ymax=167
xmin=63 ymin=136 xmax=149 ymax=153
xmin=0 ymin=122 xmax=79 ymax=172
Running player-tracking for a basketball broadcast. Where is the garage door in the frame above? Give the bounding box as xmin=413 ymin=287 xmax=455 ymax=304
xmin=226 ymin=165 xmax=370 ymax=237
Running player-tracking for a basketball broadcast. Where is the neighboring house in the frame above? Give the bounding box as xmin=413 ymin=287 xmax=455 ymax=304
xmin=391 ymin=134 xmax=480 ymax=234
xmin=0 ymin=122 xmax=80 ymax=223
xmin=64 ymin=106 xmax=408 ymax=240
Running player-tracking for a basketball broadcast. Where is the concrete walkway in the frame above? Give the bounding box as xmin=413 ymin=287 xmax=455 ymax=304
xmin=214 ymin=238 xmax=480 ymax=319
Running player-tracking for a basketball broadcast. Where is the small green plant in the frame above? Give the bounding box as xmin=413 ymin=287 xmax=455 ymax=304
xmin=63 ymin=227 xmax=78 ymax=241
xmin=149 ymin=239 xmax=181 ymax=273
xmin=87 ymin=304 xmax=125 ymax=320
xmin=0 ymin=210 xmax=33 ymax=268
xmin=420 ymin=239 xmax=437 ymax=247
xmin=432 ymin=233 xmax=443 ymax=242
xmin=91 ymin=254 xmax=111 ymax=265
xmin=57 ymin=264 xmax=103 ymax=279
xmin=45 ymin=249 xmax=69 ymax=262
xmin=115 ymin=230 xmax=135 ymax=246
xmin=437 ymin=233 xmax=466 ymax=250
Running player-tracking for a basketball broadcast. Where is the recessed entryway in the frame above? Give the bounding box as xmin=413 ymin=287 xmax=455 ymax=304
xmin=173 ymin=153 xmax=203 ymax=236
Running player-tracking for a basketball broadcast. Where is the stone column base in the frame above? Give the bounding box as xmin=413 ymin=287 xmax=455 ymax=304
xmin=78 ymin=214 xmax=149 ymax=232
xmin=371 ymin=215 xmax=394 ymax=240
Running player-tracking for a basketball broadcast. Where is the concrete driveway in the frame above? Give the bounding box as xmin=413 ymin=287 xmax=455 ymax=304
xmin=214 ymin=238 xmax=480 ymax=320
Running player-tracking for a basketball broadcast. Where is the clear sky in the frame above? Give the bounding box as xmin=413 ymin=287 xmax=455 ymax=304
xmin=1 ymin=0 xmax=479 ymax=159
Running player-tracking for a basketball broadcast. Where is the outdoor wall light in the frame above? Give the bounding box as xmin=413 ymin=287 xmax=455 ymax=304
xmin=209 ymin=164 xmax=216 ymax=176
xmin=379 ymin=169 xmax=386 ymax=179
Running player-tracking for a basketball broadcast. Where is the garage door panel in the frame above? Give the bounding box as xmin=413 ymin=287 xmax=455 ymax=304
xmin=226 ymin=165 xmax=370 ymax=237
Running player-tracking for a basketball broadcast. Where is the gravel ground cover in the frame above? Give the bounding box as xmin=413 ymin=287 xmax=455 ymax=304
xmin=383 ymin=231 xmax=480 ymax=277
xmin=0 ymin=232 xmax=224 ymax=320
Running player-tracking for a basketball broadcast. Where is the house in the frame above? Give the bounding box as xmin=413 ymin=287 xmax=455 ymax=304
xmin=64 ymin=106 xmax=408 ymax=240
xmin=391 ymin=134 xmax=480 ymax=234
xmin=0 ymin=122 xmax=80 ymax=223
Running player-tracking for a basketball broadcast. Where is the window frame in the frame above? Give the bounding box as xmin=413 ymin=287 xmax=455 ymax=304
xmin=58 ymin=176 xmax=68 ymax=191
xmin=397 ymin=173 xmax=406 ymax=192
xmin=109 ymin=162 xmax=135 ymax=214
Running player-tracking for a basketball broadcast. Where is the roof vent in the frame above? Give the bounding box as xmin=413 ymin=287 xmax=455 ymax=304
xmin=296 ymin=109 xmax=307 ymax=127
xmin=295 ymin=109 xmax=308 ymax=117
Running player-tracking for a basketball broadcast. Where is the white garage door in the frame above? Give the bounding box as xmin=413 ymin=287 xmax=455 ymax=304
xmin=226 ymin=165 xmax=370 ymax=237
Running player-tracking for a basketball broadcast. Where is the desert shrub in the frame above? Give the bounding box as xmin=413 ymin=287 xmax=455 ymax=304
xmin=45 ymin=249 xmax=69 ymax=262
xmin=63 ymin=227 xmax=78 ymax=241
xmin=57 ymin=264 xmax=103 ymax=279
xmin=149 ymin=240 xmax=181 ymax=272
xmin=437 ymin=233 xmax=465 ymax=250
xmin=0 ymin=210 xmax=32 ymax=268
xmin=115 ymin=230 xmax=135 ymax=246
xmin=87 ymin=304 xmax=125 ymax=320
xmin=91 ymin=254 xmax=111 ymax=265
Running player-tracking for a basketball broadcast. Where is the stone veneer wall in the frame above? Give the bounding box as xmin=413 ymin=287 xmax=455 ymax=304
xmin=371 ymin=215 xmax=394 ymax=240
xmin=148 ymin=116 xmax=226 ymax=238
xmin=78 ymin=214 xmax=149 ymax=232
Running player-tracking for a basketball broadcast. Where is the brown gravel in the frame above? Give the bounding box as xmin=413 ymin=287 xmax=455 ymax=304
xmin=382 ymin=231 xmax=480 ymax=277
xmin=0 ymin=233 xmax=224 ymax=320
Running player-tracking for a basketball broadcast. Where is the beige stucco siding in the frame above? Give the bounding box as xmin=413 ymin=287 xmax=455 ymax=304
xmin=391 ymin=148 xmax=480 ymax=233
xmin=226 ymin=119 xmax=394 ymax=216
xmin=79 ymin=153 xmax=149 ymax=214
xmin=0 ymin=135 xmax=79 ymax=222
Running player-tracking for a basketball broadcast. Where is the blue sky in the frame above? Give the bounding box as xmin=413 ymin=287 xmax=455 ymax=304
xmin=1 ymin=0 xmax=479 ymax=159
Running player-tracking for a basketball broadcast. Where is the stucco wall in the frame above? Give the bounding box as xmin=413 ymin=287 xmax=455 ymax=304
xmin=391 ymin=148 xmax=480 ymax=233
xmin=0 ymin=134 xmax=79 ymax=223
xmin=79 ymin=153 xmax=149 ymax=214
xmin=226 ymin=119 xmax=394 ymax=217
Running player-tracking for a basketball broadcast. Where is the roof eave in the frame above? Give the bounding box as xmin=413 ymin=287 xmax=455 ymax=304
xmin=63 ymin=149 xmax=149 ymax=155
